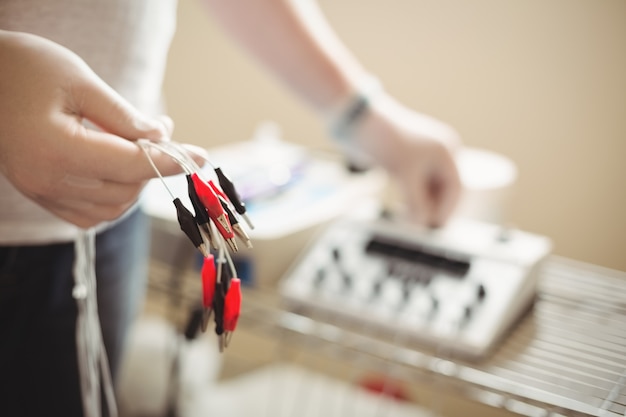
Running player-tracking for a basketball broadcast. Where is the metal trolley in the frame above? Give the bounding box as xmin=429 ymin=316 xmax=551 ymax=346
xmin=223 ymin=256 xmax=626 ymax=417
xmin=147 ymin=253 xmax=626 ymax=417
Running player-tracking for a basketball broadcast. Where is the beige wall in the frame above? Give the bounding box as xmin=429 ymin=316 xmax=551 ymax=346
xmin=163 ymin=0 xmax=626 ymax=271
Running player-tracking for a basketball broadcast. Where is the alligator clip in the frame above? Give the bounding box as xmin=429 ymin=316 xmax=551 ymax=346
xmin=201 ymin=254 xmax=217 ymax=332
xmin=190 ymin=173 xmax=237 ymax=251
xmin=173 ymin=198 xmax=208 ymax=257
xmin=223 ymin=277 xmax=242 ymax=347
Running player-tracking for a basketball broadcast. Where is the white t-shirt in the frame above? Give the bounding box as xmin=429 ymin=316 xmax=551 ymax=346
xmin=0 ymin=0 xmax=177 ymax=244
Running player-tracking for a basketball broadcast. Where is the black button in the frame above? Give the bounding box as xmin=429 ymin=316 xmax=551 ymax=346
xmin=477 ymin=283 xmax=486 ymax=301
xmin=314 ymin=268 xmax=326 ymax=288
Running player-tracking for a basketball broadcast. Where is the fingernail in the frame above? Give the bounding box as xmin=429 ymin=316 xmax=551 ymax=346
xmin=136 ymin=118 xmax=168 ymax=141
xmin=157 ymin=115 xmax=175 ymax=136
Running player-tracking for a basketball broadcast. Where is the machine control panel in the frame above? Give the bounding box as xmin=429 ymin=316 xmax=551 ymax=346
xmin=279 ymin=218 xmax=552 ymax=360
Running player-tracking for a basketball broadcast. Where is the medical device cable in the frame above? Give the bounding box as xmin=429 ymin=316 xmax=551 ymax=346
xmin=138 ymin=140 xmax=177 ymax=200
xmin=139 ymin=139 xmax=195 ymax=176
xmin=70 ymin=138 xmax=253 ymax=417
xmin=73 ymin=228 xmax=118 ymax=417
xmin=176 ymin=142 xmax=254 ymax=230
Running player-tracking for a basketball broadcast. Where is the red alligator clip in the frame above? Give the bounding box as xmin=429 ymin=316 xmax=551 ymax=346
xmin=209 ymin=180 xmax=228 ymax=202
xmin=223 ymin=277 xmax=241 ymax=332
xmin=191 ymin=173 xmax=234 ymax=240
xmin=201 ymin=254 xmax=216 ymax=309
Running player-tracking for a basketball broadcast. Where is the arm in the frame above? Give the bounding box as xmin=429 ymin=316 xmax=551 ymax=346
xmin=203 ymin=0 xmax=365 ymax=113
xmin=0 ymin=30 xmax=186 ymax=228
xmin=203 ymin=0 xmax=462 ymax=226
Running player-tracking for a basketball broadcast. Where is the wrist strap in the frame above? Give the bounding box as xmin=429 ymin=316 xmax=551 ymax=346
xmin=327 ymin=76 xmax=383 ymax=142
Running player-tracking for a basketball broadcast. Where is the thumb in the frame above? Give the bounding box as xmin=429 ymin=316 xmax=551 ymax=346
xmin=73 ymin=75 xmax=168 ymax=141
xmin=404 ymin=178 xmax=434 ymax=226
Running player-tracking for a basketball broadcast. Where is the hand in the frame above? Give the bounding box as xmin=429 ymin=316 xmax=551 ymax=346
xmin=0 ymin=30 xmax=185 ymax=228
xmin=350 ymin=94 xmax=462 ymax=227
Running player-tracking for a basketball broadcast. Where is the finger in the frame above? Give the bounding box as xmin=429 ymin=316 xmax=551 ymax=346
xmin=44 ymin=205 xmax=96 ymax=229
xmin=430 ymin=168 xmax=462 ymax=228
xmin=75 ymin=76 xmax=167 ymax=142
xmin=429 ymin=178 xmax=459 ymax=228
xmin=157 ymin=114 xmax=175 ymax=137
xmin=66 ymin=127 xmax=188 ymax=183
xmin=180 ymin=144 xmax=209 ymax=168
xmin=404 ymin=178 xmax=434 ymax=226
xmin=40 ymin=197 xmax=138 ymax=228
xmin=57 ymin=176 xmax=145 ymax=206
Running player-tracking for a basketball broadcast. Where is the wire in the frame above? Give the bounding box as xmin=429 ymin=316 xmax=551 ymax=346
xmin=139 ymin=139 xmax=195 ymax=175
xmin=73 ymin=228 xmax=118 ymax=417
xmin=175 ymin=143 xmax=217 ymax=169
xmin=223 ymin=241 xmax=238 ymax=277
xmin=158 ymin=139 xmax=254 ymax=230
xmin=137 ymin=137 xmax=253 ymax=353
xmin=163 ymin=141 xmax=208 ymax=173
xmin=138 ymin=140 xmax=176 ymax=200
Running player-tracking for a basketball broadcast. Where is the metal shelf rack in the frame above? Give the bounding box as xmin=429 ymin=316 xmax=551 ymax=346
xmin=232 ymin=256 xmax=626 ymax=417
xmin=147 ymin=255 xmax=626 ymax=416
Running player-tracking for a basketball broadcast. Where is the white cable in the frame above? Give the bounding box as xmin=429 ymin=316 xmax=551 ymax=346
xmin=162 ymin=141 xmax=207 ymax=174
xmin=174 ymin=142 xmax=217 ymax=169
xmin=138 ymin=139 xmax=194 ymax=175
xmin=73 ymin=228 xmax=118 ymax=417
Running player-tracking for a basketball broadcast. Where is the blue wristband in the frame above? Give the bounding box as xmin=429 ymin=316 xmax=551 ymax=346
xmin=328 ymin=77 xmax=382 ymax=142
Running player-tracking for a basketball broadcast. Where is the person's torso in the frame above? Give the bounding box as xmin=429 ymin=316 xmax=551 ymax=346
xmin=0 ymin=0 xmax=177 ymax=244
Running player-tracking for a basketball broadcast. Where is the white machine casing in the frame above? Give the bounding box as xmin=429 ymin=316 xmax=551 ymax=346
xmin=279 ymin=217 xmax=552 ymax=360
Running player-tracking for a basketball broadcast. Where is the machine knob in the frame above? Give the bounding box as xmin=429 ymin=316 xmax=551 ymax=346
xmin=371 ymin=279 xmax=383 ymax=299
xmin=342 ymin=271 xmax=353 ymax=290
xmin=464 ymin=305 xmax=473 ymax=320
xmin=477 ymin=283 xmax=486 ymax=301
xmin=430 ymin=295 xmax=439 ymax=312
xmin=313 ymin=268 xmax=326 ymax=288
xmin=331 ymin=247 xmax=341 ymax=262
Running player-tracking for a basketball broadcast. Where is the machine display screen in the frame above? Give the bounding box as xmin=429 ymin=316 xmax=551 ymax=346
xmin=365 ymin=236 xmax=471 ymax=277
